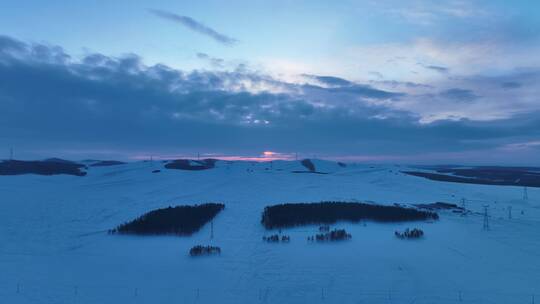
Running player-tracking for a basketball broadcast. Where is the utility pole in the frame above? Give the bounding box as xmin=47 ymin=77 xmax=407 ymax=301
xmin=508 ymin=206 xmax=512 ymax=219
xmin=210 ymin=220 xmax=214 ymax=239
xmin=524 ymin=187 xmax=529 ymax=200
xmin=295 ymin=153 xmax=298 ymax=161
xmin=197 ymin=152 xmax=200 ymax=161
xmin=482 ymin=205 xmax=490 ymax=230
xmin=461 ymin=198 xmax=466 ymax=209
xmin=10 ymin=147 xmax=13 ymax=160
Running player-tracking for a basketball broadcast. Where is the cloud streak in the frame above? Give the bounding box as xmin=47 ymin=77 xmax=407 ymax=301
xmin=149 ymin=9 xmax=237 ymax=45
xmin=424 ymin=65 xmax=449 ymax=73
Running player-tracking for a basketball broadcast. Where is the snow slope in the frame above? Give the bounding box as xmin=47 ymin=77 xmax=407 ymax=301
xmin=1 ymin=160 xmax=539 ymax=303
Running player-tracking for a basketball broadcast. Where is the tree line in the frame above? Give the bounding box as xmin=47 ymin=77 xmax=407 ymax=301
xmin=261 ymin=201 xmax=438 ymax=229
xmin=110 ymin=203 xmax=224 ymax=236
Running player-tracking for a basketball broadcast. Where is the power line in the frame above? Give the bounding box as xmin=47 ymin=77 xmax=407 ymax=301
xmin=482 ymin=205 xmax=490 ymax=231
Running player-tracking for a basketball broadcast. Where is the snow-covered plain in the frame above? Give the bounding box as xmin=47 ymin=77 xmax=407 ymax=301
xmin=1 ymin=160 xmax=539 ymax=304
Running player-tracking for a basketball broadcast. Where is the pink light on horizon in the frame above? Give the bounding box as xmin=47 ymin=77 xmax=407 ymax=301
xmin=129 ymin=151 xmax=414 ymax=163
xmin=211 ymin=151 xmax=296 ymax=162
xmin=130 ymin=151 xmax=296 ymax=162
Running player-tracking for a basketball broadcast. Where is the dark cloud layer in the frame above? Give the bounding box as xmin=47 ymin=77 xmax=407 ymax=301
xmin=1 ymin=35 xmax=539 ymax=164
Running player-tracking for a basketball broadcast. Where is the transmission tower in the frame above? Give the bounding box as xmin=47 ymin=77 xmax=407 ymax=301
xmin=9 ymin=148 xmax=13 ymax=160
xmin=508 ymin=206 xmax=512 ymax=219
xmin=210 ymin=220 xmax=214 ymax=239
xmin=482 ymin=205 xmax=490 ymax=230
xmin=461 ymin=198 xmax=466 ymax=209
xmin=523 ymin=187 xmax=529 ymax=200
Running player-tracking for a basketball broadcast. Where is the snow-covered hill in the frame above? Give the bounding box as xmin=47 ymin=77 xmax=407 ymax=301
xmin=1 ymin=160 xmax=539 ymax=303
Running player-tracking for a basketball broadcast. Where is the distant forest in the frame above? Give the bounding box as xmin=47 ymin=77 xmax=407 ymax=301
xmin=110 ymin=203 xmax=225 ymax=236
xmin=90 ymin=160 xmax=126 ymax=167
xmin=403 ymin=169 xmax=540 ymax=188
xmin=261 ymin=202 xmax=438 ymax=229
xmin=165 ymin=159 xmax=217 ymax=171
xmin=0 ymin=159 xmax=87 ymax=176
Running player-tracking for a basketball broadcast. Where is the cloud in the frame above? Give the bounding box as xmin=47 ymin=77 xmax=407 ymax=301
xmin=369 ymin=80 xmax=433 ymax=90
xmin=438 ymin=88 xmax=479 ymax=101
xmin=501 ymin=81 xmax=521 ymax=89
xmin=302 ymin=74 xmax=353 ymax=87
xmin=301 ymin=74 xmax=404 ymax=100
xmin=424 ymin=65 xmax=449 ymax=73
xmin=331 ymin=37 xmax=540 ymax=123
xmin=368 ymin=71 xmax=384 ymax=79
xmin=196 ymin=52 xmax=225 ymax=68
xmin=1 ymin=35 xmax=540 ymax=165
xmin=501 ymin=140 xmax=540 ymax=151
xmin=393 ymin=69 xmax=540 ymax=123
xmin=148 ymin=9 xmax=237 ymax=45
xmin=384 ymin=1 xmax=489 ymax=26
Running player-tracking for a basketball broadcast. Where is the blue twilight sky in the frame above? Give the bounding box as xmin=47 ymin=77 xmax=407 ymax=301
xmin=1 ymin=0 xmax=540 ymax=163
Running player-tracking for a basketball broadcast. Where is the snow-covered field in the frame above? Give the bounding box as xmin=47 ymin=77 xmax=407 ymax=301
xmin=1 ymin=160 xmax=539 ymax=304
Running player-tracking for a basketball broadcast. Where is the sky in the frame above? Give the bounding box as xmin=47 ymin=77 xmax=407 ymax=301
xmin=0 ymin=0 xmax=540 ymax=164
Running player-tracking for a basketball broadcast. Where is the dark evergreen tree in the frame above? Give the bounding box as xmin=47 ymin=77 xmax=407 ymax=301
xmin=189 ymin=245 xmax=221 ymax=256
xmin=395 ymin=228 xmax=424 ymax=239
